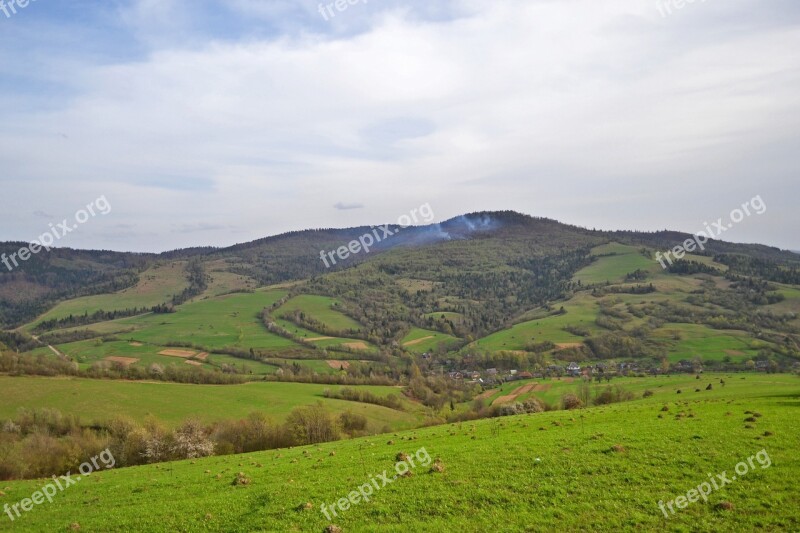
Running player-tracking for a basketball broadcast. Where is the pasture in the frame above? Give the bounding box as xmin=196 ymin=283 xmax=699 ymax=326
xmin=2 ymin=373 xmax=797 ymax=532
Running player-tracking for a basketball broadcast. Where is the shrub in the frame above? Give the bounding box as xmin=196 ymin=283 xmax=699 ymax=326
xmin=339 ymin=411 xmax=368 ymax=433
xmin=562 ymin=394 xmax=583 ymax=410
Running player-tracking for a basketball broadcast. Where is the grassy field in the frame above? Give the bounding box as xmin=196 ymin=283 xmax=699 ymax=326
xmin=0 ymin=376 xmax=416 ymax=429
xmin=2 ymin=373 xmax=797 ymax=531
xmin=400 ymin=327 xmax=459 ymax=354
xmin=275 ymin=295 xmax=363 ymax=332
xmin=24 ymin=263 xmax=189 ymax=330
xmin=473 ymin=293 xmax=600 ymax=351
xmin=38 ymin=338 xmax=280 ymax=375
xmin=573 ymin=243 xmax=657 ymax=285
xmin=272 ymin=318 xmax=377 ymax=354
xmin=113 ymin=290 xmax=298 ymax=351
xmin=652 ymin=323 xmax=765 ymax=363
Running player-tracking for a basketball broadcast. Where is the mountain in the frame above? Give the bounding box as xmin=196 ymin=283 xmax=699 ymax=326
xmin=1 ymin=210 xmax=799 ymax=330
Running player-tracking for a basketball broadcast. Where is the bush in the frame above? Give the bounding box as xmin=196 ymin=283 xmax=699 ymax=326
xmin=285 ymin=403 xmax=340 ymax=445
xmin=562 ymin=394 xmax=583 ymax=410
xmin=339 ymin=411 xmax=368 ymax=433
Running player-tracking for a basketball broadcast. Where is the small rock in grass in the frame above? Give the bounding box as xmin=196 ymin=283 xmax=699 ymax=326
xmin=324 ymin=525 xmax=342 ymax=533
xmin=297 ymin=502 xmax=313 ymax=511
xmin=396 ymin=452 xmax=409 ymax=462
xmin=716 ymin=501 xmax=734 ymax=511
xmin=387 ymin=440 xmax=394 ymax=445
xmin=68 ymin=523 xmax=80 ymax=531
xmin=430 ymin=459 xmax=445 ymax=473
xmin=610 ymin=444 xmax=626 ymax=453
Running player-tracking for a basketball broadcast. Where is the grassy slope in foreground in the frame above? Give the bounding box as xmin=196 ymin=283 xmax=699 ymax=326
xmin=2 ymin=374 xmax=798 ymax=532
xmin=0 ymin=377 xmax=416 ymax=430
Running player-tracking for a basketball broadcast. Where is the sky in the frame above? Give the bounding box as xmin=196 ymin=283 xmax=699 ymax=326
xmin=0 ymin=0 xmax=799 ymax=253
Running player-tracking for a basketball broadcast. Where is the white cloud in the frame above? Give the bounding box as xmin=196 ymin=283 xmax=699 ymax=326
xmin=0 ymin=0 xmax=798 ymax=251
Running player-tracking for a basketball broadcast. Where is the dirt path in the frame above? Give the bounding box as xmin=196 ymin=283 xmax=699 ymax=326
xmin=492 ymin=383 xmax=537 ymax=405
xmin=403 ymin=335 xmax=434 ymax=347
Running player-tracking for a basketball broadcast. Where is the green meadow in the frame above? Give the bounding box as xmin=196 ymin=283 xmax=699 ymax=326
xmin=401 ymin=327 xmax=459 ymax=354
xmin=1 ymin=373 xmax=797 ymax=532
xmin=275 ymin=295 xmax=364 ymax=332
xmin=118 ymin=290 xmax=298 ymax=351
xmin=0 ymin=376 xmax=416 ymax=430
xmin=573 ymin=243 xmax=656 ymax=285
xmin=24 ymin=263 xmax=189 ymax=330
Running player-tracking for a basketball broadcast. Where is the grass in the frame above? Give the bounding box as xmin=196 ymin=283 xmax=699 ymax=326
xmin=275 ymin=295 xmax=363 ymax=332
xmin=652 ymin=323 xmax=765 ymax=363
xmin=272 ymin=318 xmax=377 ymax=354
xmin=114 ymin=290 xmax=299 ymax=352
xmin=24 ymin=262 xmax=189 ymax=330
xmin=2 ymin=373 xmax=797 ymax=531
xmin=400 ymin=327 xmax=459 ymax=354
xmin=473 ymin=293 xmax=600 ymax=351
xmin=0 ymin=376 xmax=416 ymax=429
xmin=573 ymin=243 xmax=656 ymax=285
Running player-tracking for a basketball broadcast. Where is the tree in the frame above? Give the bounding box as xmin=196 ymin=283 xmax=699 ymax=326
xmin=285 ymin=403 xmax=340 ymax=445
xmin=172 ymin=419 xmax=214 ymax=459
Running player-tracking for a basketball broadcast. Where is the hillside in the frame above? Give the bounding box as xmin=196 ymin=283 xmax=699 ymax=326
xmin=0 ymin=373 xmax=797 ymax=532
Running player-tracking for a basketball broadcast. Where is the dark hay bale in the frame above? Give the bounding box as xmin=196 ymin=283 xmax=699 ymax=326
xmin=744 ymin=417 xmax=757 ymax=423
xmin=232 ymin=472 xmax=251 ymax=486
xmin=764 ymin=431 xmax=774 ymax=437
xmin=706 ymin=384 xmax=713 ymax=390
xmin=752 ymin=412 xmax=762 ymax=418
xmin=744 ymin=424 xmax=754 ymax=429
xmin=676 ymin=390 xmax=682 ymax=394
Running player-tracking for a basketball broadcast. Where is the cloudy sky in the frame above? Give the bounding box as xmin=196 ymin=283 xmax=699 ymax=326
xmin=0 ymin=0 xmax=798 ymax=252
